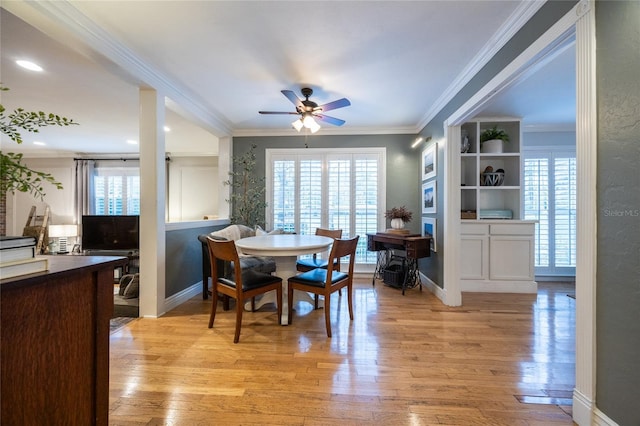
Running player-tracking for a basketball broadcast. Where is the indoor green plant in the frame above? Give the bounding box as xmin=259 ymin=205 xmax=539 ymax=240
xmin=0 ymin=85 xmax=78 ymax=235
xmin=479 ymin=125 xmax=509 ymax=153
xmin=224 ymin=143 xmax=267 ymax=227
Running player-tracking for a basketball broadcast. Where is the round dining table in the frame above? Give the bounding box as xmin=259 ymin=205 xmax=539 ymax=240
xmin=235 ymin=234 xmax=333 ymax=324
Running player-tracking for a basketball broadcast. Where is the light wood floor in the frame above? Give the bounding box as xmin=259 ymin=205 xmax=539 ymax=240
xmin=109 ymin=278 xmax=576 ymax=425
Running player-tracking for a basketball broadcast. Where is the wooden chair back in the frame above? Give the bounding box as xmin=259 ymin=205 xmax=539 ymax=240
xmin=206 ymin=236 xmax=283 ymax=343
xmin=315 ymin=228 xmax=343 ymax=239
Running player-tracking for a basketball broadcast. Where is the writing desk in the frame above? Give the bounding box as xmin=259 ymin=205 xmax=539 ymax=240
xmin=367 ymin=232 xmax=431 ymax=294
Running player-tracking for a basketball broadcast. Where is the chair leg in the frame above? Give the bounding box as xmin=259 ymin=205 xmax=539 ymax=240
xmin=233 ymin=299 xmax=244 ymax=343
xmin=349 ymin=284 xmax=355 ymax=320
xmin=324 ymin=293 xmax=332 ymax=337
xmin=208 ymin=288 xmax=219 ymax=328
xmin=276 ymin=287 xmax=282 ymax=325
xmin=287 ymin=284 xmax=294 ymax=325
xmin=251 ymin=297 xmax=256 ymax=312
xmin=314 ymin=294 xmax=319 ymax=310
xmin=223 ymin=295 xmax=230 ymax=311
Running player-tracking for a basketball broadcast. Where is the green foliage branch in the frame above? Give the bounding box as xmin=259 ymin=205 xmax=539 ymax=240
xmin=479 ymin=125 xmax=509 ymax=144
xmin=224 ymin=144 xmax=267 ymax=227
xmin=0 ymin=85 xmax=78 ymax=200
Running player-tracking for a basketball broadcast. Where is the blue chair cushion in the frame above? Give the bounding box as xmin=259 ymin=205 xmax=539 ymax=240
xmin=219 ymin=269 xmax=281 ymax=291
xmin=296 ymin=257 xmax=329 ymax=269
xmin=288 ymin=268 xmax=348 ymax=288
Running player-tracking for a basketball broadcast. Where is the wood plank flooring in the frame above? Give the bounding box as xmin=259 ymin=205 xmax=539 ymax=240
xmin=109 ymin=279 xmax=576 ymax=425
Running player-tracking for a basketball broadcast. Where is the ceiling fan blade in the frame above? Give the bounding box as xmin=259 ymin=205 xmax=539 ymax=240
xmin=281 ymin=90 xmax=304 ymax=110
xmin=315 ymin=114 xmax=346 ymax=126
xmin=259 ymin=111 xmax=299 ymax=115
xmin=319 ymin=97 xmax=351 ymax=112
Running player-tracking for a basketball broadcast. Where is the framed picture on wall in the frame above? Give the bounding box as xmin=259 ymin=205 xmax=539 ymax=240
xmin=422 ymin=217 xmax=436 ymax=252
xmin=421 ymin=143 xmax=437 ymax=181
xmin=422 ymin=181 xmax=436 ymax=214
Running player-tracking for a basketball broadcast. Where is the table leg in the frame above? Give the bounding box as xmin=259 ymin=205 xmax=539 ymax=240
xmin=243 ymin=256 xmax=320 ymax=324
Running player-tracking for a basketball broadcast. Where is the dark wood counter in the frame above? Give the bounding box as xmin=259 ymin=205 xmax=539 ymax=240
xmin=1 ymin=255 xmax=127 ymax=425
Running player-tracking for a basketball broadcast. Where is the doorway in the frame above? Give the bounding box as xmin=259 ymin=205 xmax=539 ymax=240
xmin=441 ymin=3 xmax=597 ymax=424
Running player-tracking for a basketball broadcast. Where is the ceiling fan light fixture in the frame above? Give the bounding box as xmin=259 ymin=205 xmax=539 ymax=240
xmin=292 ymin=119 xmax=304 ymax=131
xmin=302 ymin=113 xmax=316 ymax=128
xmin=308 ymin=119 xmax=321 ymax=133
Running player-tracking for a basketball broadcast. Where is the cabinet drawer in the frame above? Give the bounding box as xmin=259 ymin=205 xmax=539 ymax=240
xmin=490 ymin=223 xmax=534 ymax=236
xmin=461 ymin=223 xmax=489 ymax=235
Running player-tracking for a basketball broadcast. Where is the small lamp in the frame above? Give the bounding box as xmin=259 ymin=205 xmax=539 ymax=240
xmin=48 ymin=224 xmax=78 ymax=254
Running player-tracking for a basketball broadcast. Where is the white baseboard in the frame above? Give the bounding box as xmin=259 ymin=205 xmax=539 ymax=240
xmin=593 ymin=408 xmax=620 ymax=426
xmin=573 ymin=388 xmax=620 ymax=426
xmin=163 ymin=281 xmax=202 ymax=314
xmin=460 ymin=279 xmax=538 ymax=293
xmin=420 ymin=272 xmax=447 ymax=302
xmin=573 ymin=389 xmax=593 ymax=425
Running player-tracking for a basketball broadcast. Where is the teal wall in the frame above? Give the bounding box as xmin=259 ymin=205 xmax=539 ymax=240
xmin=595 ymin=1 xmax=640 ymax=424
xmin=165 ymin=223 xmax=227 ymax=297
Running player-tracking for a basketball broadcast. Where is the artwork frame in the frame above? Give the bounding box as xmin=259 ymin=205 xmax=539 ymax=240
xmin=422 ymin=181 xmax=436 ymax=214
xmin=421 ymin=143 xmax=437 ymax=181
xmin=422 ymin=217 xmax=436 ymax=252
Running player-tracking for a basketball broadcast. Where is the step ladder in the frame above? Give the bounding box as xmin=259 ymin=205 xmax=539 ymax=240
xmin=23 ymin=205 xmax=50 ymax=254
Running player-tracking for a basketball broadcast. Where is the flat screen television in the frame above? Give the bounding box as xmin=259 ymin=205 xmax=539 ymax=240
xmin=81 ymin=215 xmax=139 ymax=251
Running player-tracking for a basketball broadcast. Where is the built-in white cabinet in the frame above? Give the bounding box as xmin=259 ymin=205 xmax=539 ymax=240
xmin=460 ymin=221 xmax=537 ymax=293
xmin=460 ymin=117 xmax=522 ymax=219
xmin=458 ymin=117 xmax=535 ymax=293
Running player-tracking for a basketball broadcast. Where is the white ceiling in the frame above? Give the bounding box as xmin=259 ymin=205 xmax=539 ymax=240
xmin=0 ymin=1 xmax=575 ymax=156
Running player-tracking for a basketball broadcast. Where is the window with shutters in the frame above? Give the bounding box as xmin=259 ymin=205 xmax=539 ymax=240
xmin=523 ymin=149 xmax=576 ymax=276
xmin=93 ymin=166 xmax=140 ymax=215
xmin=267 ymin=148 xmax=385 ymax=265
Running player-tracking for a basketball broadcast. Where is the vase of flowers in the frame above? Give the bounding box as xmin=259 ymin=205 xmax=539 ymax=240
xmin=385 ymin=206 xmax=413 ymax=229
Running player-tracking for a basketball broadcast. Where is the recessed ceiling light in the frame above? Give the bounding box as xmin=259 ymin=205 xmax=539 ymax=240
xmin=33 ymin=141 xmax=46 ymax=146
xmin=16 ymin=60 xmax=43 ymax=72
xmin=127 ymin=140 xmax=138 ymax=145
xmin=164 ymin=126 xmax=171 ymax=132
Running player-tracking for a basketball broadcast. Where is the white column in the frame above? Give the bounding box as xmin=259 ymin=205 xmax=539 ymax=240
xmin=138 ymin=88 xmax=166 ymax=318
xmin=573 ymin=1 xmax=597 ymax=424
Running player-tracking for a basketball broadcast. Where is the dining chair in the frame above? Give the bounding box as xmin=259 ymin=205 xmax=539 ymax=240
xmin=295 ymin=228 xmax=343 ymax=272
xmin=295 ymin=228 xmax=343 ymax=308
xmin=287 ymin=235 xmax=359 ymax=338
xmin=206 ymin=237 xmax=282 ymax=343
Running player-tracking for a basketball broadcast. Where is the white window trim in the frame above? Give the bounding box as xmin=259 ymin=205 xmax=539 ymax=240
xmin=522 ymin=145 xmax=576 ymax=276
xmin=266 ymin=147 xmax=386 ymax=232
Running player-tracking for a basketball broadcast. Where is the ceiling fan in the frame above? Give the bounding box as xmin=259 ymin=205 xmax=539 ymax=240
xmin=259 ymin=88 xmax=351 ymax=133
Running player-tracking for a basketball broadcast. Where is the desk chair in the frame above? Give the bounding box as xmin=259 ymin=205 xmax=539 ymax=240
xmin=206 ymin=237 xmax=282 ymax=343
xmin=287 ymin=235 xmax=359 ymax=337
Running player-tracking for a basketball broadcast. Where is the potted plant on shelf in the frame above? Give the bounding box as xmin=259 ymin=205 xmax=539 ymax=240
xmin=385 ymin=206 xmax=413 ymax=230
xmin=480 ymin=125 xmax=509 ymax=153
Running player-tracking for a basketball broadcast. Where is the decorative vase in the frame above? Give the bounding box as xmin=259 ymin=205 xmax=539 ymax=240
xmin=481 ymin=139 xmax=504 ymax=153
xmin=390 ymin=218 xmax=405 ymax=229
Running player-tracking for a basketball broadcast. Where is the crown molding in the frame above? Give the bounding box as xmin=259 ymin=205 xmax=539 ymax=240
xmin=232 ymin=125 xmax=418 ymax=138
xmin=417 ymin=0 xmax=546 ymax=131
xmin=7 ymin=0 xmax=233 ymax=137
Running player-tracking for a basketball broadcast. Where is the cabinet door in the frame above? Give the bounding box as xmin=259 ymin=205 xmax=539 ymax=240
xmin=461 ymin=236 xmax=489 ymax=280
xmin=489 ymin=235 xmax=534 ymax=280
